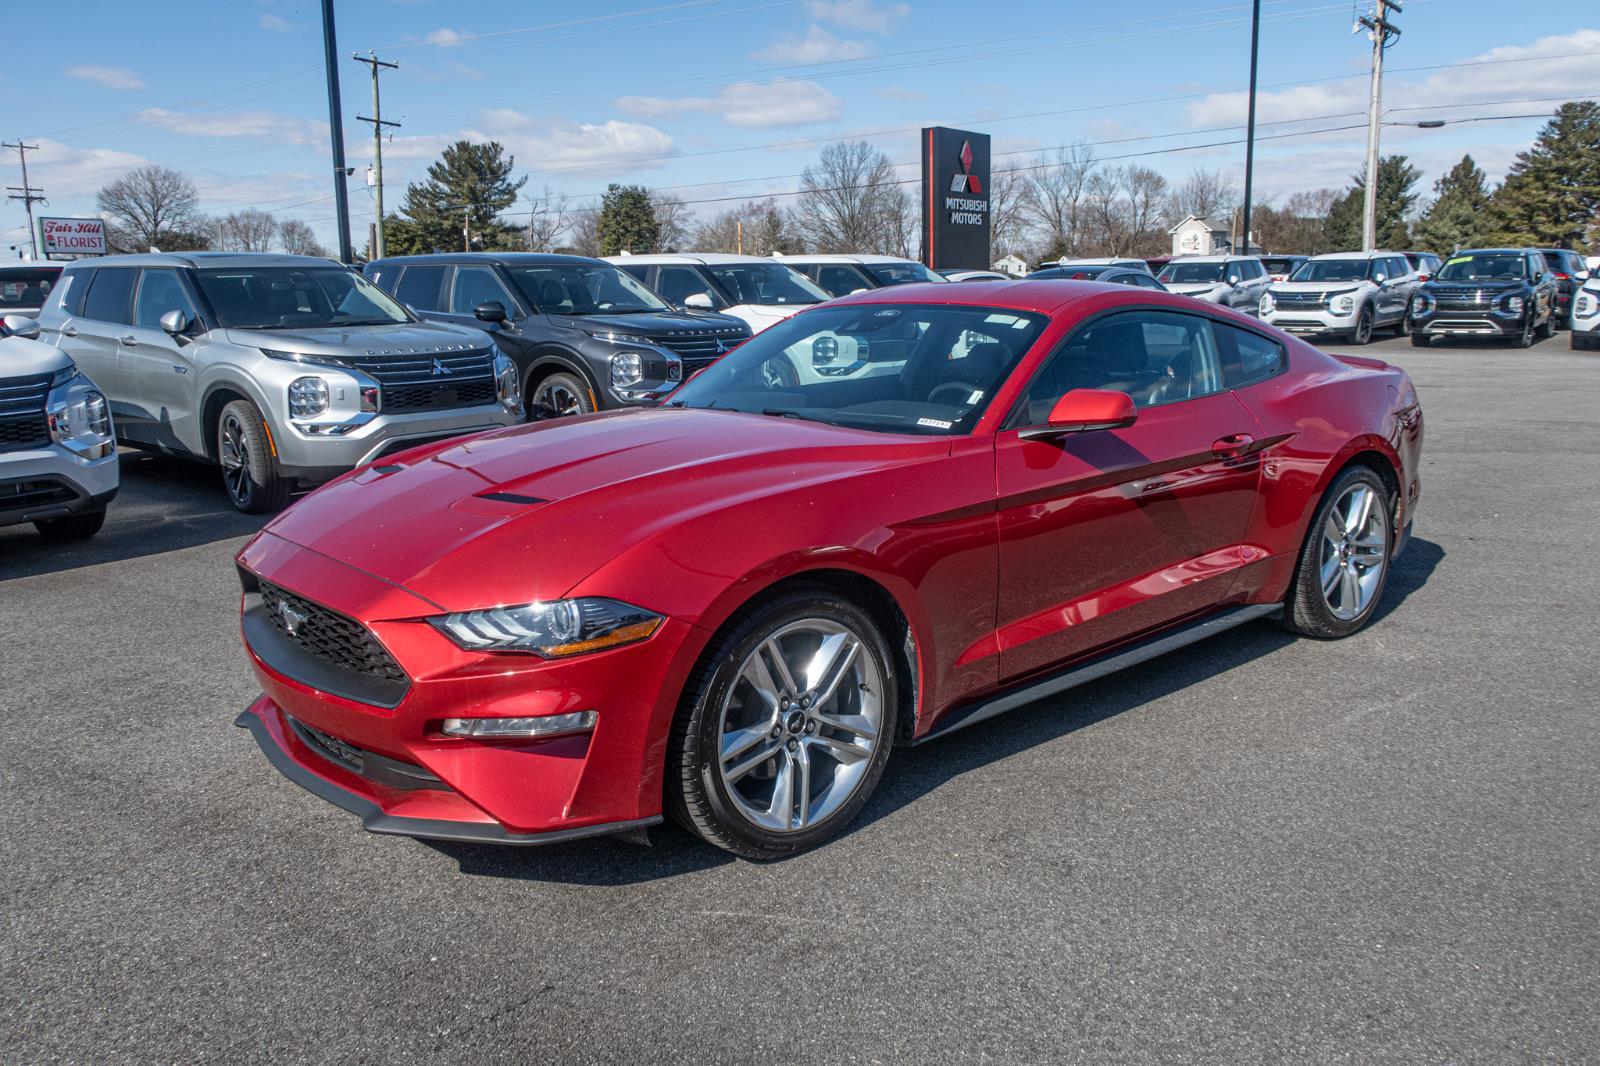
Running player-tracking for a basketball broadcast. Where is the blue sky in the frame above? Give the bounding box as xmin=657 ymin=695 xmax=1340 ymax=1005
xmin=3 ymin=0 xmax=1597 ymax=253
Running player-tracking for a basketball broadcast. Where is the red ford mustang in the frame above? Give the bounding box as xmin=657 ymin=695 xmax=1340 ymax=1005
xmin=235 ymin=281 xmax=1423 ymax=858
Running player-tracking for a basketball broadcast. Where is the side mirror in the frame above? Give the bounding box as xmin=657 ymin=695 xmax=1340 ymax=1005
xmin=1 ymin=314 xmax=42 ymax=339
xmin=1374 ymin=274 xmax=1387 ymax=284
xmin=683 ymin=292 xmax=714 ymax=310
xmin=159 ymin=309 xmax=190 ymax=335
xmin=1019 ymin=388 xmax=1137 ymax=441
xmin=1226 ymin=275 xmax=1240 ymax=286
xmin=473 ymin=301 xmax=508 ymax=324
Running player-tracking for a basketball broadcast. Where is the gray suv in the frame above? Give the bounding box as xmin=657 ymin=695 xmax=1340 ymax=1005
xmin=365 ymin=253 xmax=751 ymax=417
xmin=38 ymin=253 xmax=519 ymax=512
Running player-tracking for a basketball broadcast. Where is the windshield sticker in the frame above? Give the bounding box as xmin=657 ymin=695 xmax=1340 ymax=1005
xmin=917 ymin=417 xmax=954 ymax=430
xmin=983 ymin=313 xmax=1025 ymax=328
xmin=1446 ymin=257 xmax=1472 ymax=266
xmin=874 ymin=309 xmax=901 ymax=318
xmin=967 ymin=389 xmax=985 ymax=405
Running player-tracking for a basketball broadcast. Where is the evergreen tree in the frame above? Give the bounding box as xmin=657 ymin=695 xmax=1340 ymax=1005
xmin=1488 ymin=101 xmax=1600 ymax=248
xmin=1325 ymin=155 xmax=1421 ymax=251
xmin=1413 ymin=155 xmax=1494 ymax=254
xmin=597 ymin=184 xmax=661 ymax=255
xmin=386 ymin=140 xmax=525 ymax=254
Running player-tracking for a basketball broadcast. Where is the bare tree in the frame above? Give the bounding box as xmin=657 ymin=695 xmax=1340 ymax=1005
xmin=278 ymin=218 xmax=329 ymax=257
xmin=989 ymin=165 xmax=1030 ymax=258
xmin=693 ymin=199 xmax=796 ymax=254
xmin=563 ymin=207 xmax=603 ymax=257
xmin=214 ymin=208 xmax=280 ymax=252
xmin=791 ymin=140 xmax=910 ymax=253
xmin=96 ymin=165 xmax=211 ymax=252
xmin=650 ymin=191 xmax=692 ymax=252
xmin=522 ymin=185 xmax=571 ymax=252
xmin=1121 ymin=166 xmax=1170 ymax=256
xmin=1169 ymin=167 xmax=1239 ymax=224
xmin=1021 ymin=143 xmax=1098 ymax=259
xmin=1251 ymin=188 xmax=1341 ymax=254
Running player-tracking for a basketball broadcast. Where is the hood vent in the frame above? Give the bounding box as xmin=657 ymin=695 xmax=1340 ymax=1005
xmin=476 ymin=491 xmax=548 ymax=506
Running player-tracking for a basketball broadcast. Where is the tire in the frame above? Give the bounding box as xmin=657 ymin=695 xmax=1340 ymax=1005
xmin=1511 ymin=316 xmax=1534 ymax=349
xmin=1351 ymin=305 xmax=1374 ymax=345
xmin=667 ymin=585 xmax=900 ymax=859
xmin=529 ymin=370 xmax=596 ymax=418
xmin=1410 ymin=333 xmax=1431 ymax=348
xmin=217 ymin=399 xmax=291 ymax=514
xmin=1537 ymin=311 xmax=1556 ymax=340
xmin=1573 ymin=332 xmax=1600 ymax=352
xmin=34 ymin=507 xmax=106 ymax=541
xmin=1281 ymin=465 xmax=1394 ymax=639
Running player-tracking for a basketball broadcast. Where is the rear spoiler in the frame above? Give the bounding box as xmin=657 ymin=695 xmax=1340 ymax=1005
xmin=1332 ymin=353 xmax=1391 ymax=371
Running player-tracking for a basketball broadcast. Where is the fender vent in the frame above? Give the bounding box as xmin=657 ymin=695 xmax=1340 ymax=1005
xmin=476 ymin=491 xmax=547 ymax=505
xmin=372 ymin=464 xmax=404 ymax=474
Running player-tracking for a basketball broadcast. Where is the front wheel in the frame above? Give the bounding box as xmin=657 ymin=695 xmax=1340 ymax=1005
xmin=1350 ymin=306 xmax=1375 ymax=345
xmin=1282 ymin=466 xmax=1393 ymax=639
xmin=1410 ymin=333 xmax=1431 ymax=348
xmin=668 ymin=587 xmax=899 ymax=859
xmin=530 ymin=371 xmax=596 ymax=418
xmin=34 ymin=507 xmax=106 ymax=541
xmin=217 ymin=399 xmax=291 ymax=514
xmin=1537 ymin=311 xmax=1556 ymax=340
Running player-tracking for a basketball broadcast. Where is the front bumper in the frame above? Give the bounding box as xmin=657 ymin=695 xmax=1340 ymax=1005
xmin=1260 ymin=309 xmax=1360 ymax=335
xmin=0 ymin=446 xmax=119 ymax=528
xmin=234 ymin=531 xmax=701 ymax=844
xmin=273 ymin=408 xmax=516 ymax=484
xmin=1410 ymin=311 xmax=1527 ymax=338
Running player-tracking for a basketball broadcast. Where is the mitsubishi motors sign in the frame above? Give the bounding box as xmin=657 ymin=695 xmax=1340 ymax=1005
xmin=920 ymin=126 xmax=990 ymax=271
xmin=39 ymin=217 xmax=108 ymax=258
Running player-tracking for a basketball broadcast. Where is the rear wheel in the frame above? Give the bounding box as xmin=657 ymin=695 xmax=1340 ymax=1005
xmin=217 ymin=399 xmax=290 ymax=514
xmin=530 ymin=371 xmax=596 ymax=418
xmin=1282 ymin=466 xmax=1393 ymax=639
xmin=668 ymin=587 xmax=899 ymax=859
xmin=34 ymin=507 xmax=106 ymax=541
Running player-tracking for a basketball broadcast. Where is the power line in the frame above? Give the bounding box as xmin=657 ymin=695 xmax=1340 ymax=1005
xmin=3 ymin=140 xmax=45 ymax=259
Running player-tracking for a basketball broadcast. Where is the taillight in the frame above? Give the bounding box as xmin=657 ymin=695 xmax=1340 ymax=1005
xmin=1555 ymin=272 xmax=1570 ymax=280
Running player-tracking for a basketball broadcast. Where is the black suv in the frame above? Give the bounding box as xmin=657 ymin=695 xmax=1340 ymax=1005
xmin=1538 ymin=249 xmax=1589 ymax=327
xmin=365 ymin=253 xmax=750 ymax=417
xmin=1407 ymin=248 xmax=1558 ymax=348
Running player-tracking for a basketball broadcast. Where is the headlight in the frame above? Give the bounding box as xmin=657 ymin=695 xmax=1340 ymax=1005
xmin=1578 ymin=292 xmax=1597 ymax=317
xmin=1259 ymin=292 xmax=1275 ymax=315
xmin=1500 ymin=294 xmax=1525 ymax=314
xmin=584 ymin=330 xmax=649 ymax=344
xmin=288 ymin=376 xmax=330 ymax=419
xmin=493 ymin=351 xmax=520 ymax=409
xmin=1411 ymin=292 xmax=1433 ymax=315
xmin=1333 ymin=295 xmax=1355 ymax=314
xmin=610 ymin=351 xmax=644 ymax=388
xmin=46 ymin=381 xmax=114 ymax=459
xmin=813 ymin=335 xmax=841 ymax=368
xmin=430 ymin=597 xmax=663 ymax=658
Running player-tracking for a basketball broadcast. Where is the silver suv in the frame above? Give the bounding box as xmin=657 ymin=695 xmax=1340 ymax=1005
xmin=38 ymin=253 xmax=519 ymax=512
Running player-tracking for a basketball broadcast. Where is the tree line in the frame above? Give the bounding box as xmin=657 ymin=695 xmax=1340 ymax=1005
xmin=94 ymin=165 xmax=328 ymax=257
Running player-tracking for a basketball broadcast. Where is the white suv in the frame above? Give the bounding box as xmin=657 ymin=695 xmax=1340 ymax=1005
xmin=607 ymin=253 xmax=830 ymax=335
xmin=1155 ymin=255 xmax=1272 ymax=315
xmin=1572 ymin=278 xmax=1600 ymax=350
xmin=1259 ymin=251 xmax=1419 ymax=345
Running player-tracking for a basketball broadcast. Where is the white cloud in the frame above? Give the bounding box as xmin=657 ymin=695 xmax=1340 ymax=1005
xmin=64 ymin=65 xmax=146 ymax=91
xmin=424 ymin=27 xmax=467 ymax=47
xmin=751 ymin=25 xmax=872 ymax=64
xmin=617 ymin=79 xmax=842 ymax=128
xmin=454 ymin=115 xmax=678 ymax=173
xmin=259 ymin=13 xmax=293 ymax=31
xmin=17 ymin=140 xmax=150 ymax=201
xmin=805 ymin=0 xmax=909 ymax=33
xmin=135 ymin=108 xmax=328 ymax=146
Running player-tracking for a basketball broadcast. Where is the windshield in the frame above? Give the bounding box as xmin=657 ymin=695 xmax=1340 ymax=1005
xmin=862 ymin=262 xmax=944 ymax=286
xmin=1158 ymin=262 xmax=1226 ymax=284
xmin=706 ymin=263 xmax=828 ymax=306
xmin=1435 ymin=254 xmax=1527 ymax=282
xmin=667 ymin=303 xmax=1048 ymax=436
xmin=1259 ymin=257 xmax=1301 ymax=275
xmin=195 ymin=267 xmax=408 ymax=329
xmin=1289 ymin=259 xmax=1373 ymax=283
xmin=0 ymin=269 xmax=60 ymax=309
xmin=1031 ymin=265 xmax=1112 ymax=280
xmin=506 ymin=263 xmax=669 ymax=315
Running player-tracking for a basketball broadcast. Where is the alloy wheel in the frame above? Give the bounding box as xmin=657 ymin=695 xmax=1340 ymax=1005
xmin=219 ymin=411 xmax=249 ymax=506
xmin=536 ymin=380 xmax=584 ymax=416
xmin=715 ymin=619 xmax=884 ymax=833
xmin=1354 ymin=307 xmax=1373 ymax=344
xmin=1317 ymin=483 xmax=1389 ymax=621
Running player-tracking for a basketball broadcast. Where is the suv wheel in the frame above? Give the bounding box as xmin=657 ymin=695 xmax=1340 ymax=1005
xmin=1537 ymin=310 xmax=1556 ymax=340
xmin=218 ymin=399 xmax=291 ymax=514
xmin=1350 ymin=305 xmax=1374 ymax=345
xmin=1511 ymin=315 xmax=1534 ymax=349
xmin=34 ymin=507 xmax=106 ymax=541
xmin=531 ymin=371 xmax=595 ymax=418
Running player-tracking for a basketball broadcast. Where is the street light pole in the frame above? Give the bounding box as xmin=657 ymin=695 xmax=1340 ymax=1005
xmin=1359 ymin=0 xmax=1402 ymax=251
xmin=319 ymin=0 xmax=353 ymax=263
xmin=1240 ymin=0 xmax=1261 ymax=256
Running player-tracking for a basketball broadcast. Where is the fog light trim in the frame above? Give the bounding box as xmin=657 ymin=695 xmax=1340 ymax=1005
xmin=440 ymin=710 xmax=597 ymax=739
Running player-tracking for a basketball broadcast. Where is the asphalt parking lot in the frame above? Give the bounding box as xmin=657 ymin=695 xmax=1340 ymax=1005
xmin=3 ymin=330 xmax=1596 ymax=1063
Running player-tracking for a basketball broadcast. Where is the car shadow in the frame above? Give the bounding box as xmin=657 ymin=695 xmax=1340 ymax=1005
xmin=0 ymin=449 xmax=276 ymax=581
xmin=432 ymin=536 xmax=1445 ymax=883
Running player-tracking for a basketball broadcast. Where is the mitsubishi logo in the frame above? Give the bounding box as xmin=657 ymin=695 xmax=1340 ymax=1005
xmin=715 ymin=339 xmax=728 ymax=354
xmin=949 ymin=140 xmax=983 ymax=195
xmin=277 ymin=600 xmax=309 ymax=637
xmin=431 ymin=358 xmax=452 ymax=377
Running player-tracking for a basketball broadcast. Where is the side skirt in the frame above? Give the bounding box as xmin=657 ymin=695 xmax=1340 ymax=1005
xmin=910 ymin=603 xmax=1283 ymax=746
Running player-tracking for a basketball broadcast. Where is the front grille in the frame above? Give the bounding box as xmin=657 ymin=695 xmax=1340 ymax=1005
xmin=1273 ymin=294 xmax=1331 ymax=311
xmin=1431 ymin=288 xmax=1498 ymax=311
xmin=257 ymin=579 xmax=405 ymax=683
xmin=646 ymin=332 xmax=747 ymax=374
xmin=0 ymin=477 xmax=75 ymax=511
xmin=1272 ymin=319 xmax=1331 ymax=331
xmin=288 ymin=717 xmax=446 ymax=791
xmin=0 ymin=373 xmax=51 ymax=452
xmin=381 ymin=377 xmax=496 ymax=412
xmin=333 ymin=348 xmax=497 ymax=413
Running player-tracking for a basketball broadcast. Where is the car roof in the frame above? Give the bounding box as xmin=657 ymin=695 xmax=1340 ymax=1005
xmin=59 ymin=251 xmax=340 ymax=270
xmin=1309 ymin=250 xmax=1406 ymax=261
xmin=1452 ymin=248 xmax=1534 ymax=256
xmin=368 ymin=251 xmax=604 ymax=268
xmin=773 ymin=254 xmax=921 ymax=265
xmin=604 ymin=252 xmax=785 ymax=266
xmin=1165 ymin=255 xmax=1256 ymax=263
xmin=818 ymin=278 xmax=1199 ymax=316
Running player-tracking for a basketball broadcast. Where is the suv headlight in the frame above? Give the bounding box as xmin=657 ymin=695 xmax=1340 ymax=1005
xmin=430 ymin=597 xmax=663 ymax=658
xmin=493 ymin=351 xmax=520 ymax=409
xmin=1332 ymin=294 xmax=1355 ymax=314
xmin=1500 ymin=293 xmax=1525 ymax=315
xmin=1411 ymin=292 xmax=1433 ymax=315
xmin=288 ymin=376 xmax=330 ymax=419
xmin=1577 ymin=292 xmax=1598 ymax=317
xmin=46 ymin=374 xmax=115 ymax=460
xmin=610 ymin=351 xmax=645 ymax=388
xmin=1259 ymin=292 xmax=1275 ymax=315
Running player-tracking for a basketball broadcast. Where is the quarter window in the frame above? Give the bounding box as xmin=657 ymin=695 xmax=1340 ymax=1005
xmin=133 ymin=269 xmax=198 ymax=330
xmin=394 ymin=265 xmax=446 ymax=311
xmin=449 ymin=266 xmax=517 ymax=316
xmin=1018 ymin=310 xmax=1224 ymax=423
xmin=1213 ymin=321 xmax=1285 ymax=389
xmin=80 ymin=267 xmax=137 ymax=324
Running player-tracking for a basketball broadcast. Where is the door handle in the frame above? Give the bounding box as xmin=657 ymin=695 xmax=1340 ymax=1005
xmin=61 ymin=325 xmax=77 ymax=337
xmin=1212 ymin=433 xmax=1256 ymax=458
xmin=118 ymin=334 xmax=138 ymax=347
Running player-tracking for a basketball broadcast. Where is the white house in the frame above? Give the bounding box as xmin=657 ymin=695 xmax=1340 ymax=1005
xmin=991 ymin=254 xmax=1029 ymax=277
xmin=1170 ymin=216 xmax=1232 ymax=257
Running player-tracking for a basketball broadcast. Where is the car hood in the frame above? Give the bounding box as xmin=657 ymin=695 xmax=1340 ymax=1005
xmin=1420 ymin=279 xmax=1526 ymax=294
xmin=221 ymin=320 xmax=492 ymax=357
xmin=0 ymin=334 xmax=74 ymax=379
xmin=259 ymin=408 xmax=939 ymax=611
xmin=1166 ymin=283 xmax=1225 ymax=297
xmin=733 ymin=303 xmax=810 ymax=326
xmin=1268 ymin=280 xmax=1367 ymax=294
xmin=546 ymin=309 xmax=748 ymax=338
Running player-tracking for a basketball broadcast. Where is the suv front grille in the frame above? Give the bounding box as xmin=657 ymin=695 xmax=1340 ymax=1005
xmin=335 ymin=348 xmax=497 ymax=413
xmin=1432 ymin=288 xmax=1498 ymax=311
xmin=382 ymin=377 xmax=497 ymax=412
xmin=258 ymin=579 xmax=405 ymax=683
xmin=0 ymin=373 xmax=51 ymax=452
xmin=646 ymin=333 xmax=747 ymax=374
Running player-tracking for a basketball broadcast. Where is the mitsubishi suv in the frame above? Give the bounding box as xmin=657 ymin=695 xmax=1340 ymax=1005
xmin=1407 ymin=248 xmax=1557 ymax=348
xmin=606 ymin=253 xmax=830 ymax=335
xmin=365 ymin=253 xmax=750 ymax=417
xmin=775 ymin=254 xmax=946 ymax=298
xmin=1259 ymin=251 xmax=1419 ymax=345
xmin=0 ymin=316 xmax=118 ymax=540
xmin=1156 ymin=255 xmax=1272 ymax=315
xmin=1571 ymin=275 xmax=1600 ymax=350
xmin=37 ymin=253 xmax=519 ymax=513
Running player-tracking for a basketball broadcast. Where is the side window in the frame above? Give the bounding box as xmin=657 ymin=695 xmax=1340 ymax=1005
xmin=1018 ymin=310 xmax=1224 ymax=423
xmin=1214 ymin=321 xmax=1285 ymax=389
xmin=133 ymin=269 xmax=199 ymax=330
xmin=1391 ymin=257 xmax=1411 ymax=278
xmin=654 ymin=265 xmax=721 ymax=307
xmin=1134 ymin=273 xmax=1164 ymax=289
xmin=394 ymin=265 xmax=445 ymax=311
xmin=615 ymin=263 xmax=649 ymax=283
xmin=815 ymin=265 xmax=865 ymax=298
xmin=51 ymin=271 xmax=85 ymax=315
xmin=449 ymin=266 xmax=516 ymax=316
xmin=80 ymin=268 xmax=137 ymax=324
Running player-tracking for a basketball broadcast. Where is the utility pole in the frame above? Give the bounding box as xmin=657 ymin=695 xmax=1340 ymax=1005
xmin=3 ymin=140 xmax=45 ymax=260
xmin=1239 ymin=0 xmax=1261 ymax=257
xmin=1359 ymin=0 xmax=1402 ymax=251
xmin=463 ymin=205 xmax=471 ymax=252
xmin=319 ymin=0 xmax=353 ymax=263
xmin=352 ymin=51 xmax=399 ymax=261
